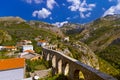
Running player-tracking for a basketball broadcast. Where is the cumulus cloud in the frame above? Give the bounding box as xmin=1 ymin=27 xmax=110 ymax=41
xmin=86 ymin=12 xmax=91 ymax=17
xmin=53 ymin=21 xmax=68 ymax=27
xmin=47 ymin=0 xmax=57 ymax=10
xmin=24 ymin=0 xmax=43 ymax=4
xmin=103 ymin=0 xmax=120 ymax=16
xmin=32 ymin=8 xmax=51 ymax=19
xmin=67 ymin=0 xmax=96 ymax=18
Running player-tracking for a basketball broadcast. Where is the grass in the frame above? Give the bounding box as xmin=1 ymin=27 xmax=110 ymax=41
xmin=98 ymin=57 xmax=119 ymax=76
xmin=34 ymin=65 xmax=47 ymax=70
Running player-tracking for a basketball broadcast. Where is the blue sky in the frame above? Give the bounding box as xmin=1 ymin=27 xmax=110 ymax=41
xmin=0 ymin=0 xmax=119 ymax=26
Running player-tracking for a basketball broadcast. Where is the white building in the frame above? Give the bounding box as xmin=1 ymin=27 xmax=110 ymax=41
xmin=37 ymin=40 xmax=47 ymax=47
xmin=64 ymin=37 xmax=69 ymax=42
xmin=22 ymin=45 xmax=33 ymax=52
xmin=0 ymin=58 xmax=25 ymax=80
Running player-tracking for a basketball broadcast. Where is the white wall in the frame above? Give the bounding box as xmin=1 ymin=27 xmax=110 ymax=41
xmin=22 ymin=45 xmax=33 ymax=52
xmin=0 ymin=68 xmax=24 ymax=80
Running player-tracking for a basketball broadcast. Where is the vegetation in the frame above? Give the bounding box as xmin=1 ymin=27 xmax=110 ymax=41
xmin=97 ymin=43 xmax=120 ymax=69
xmin=0 ymin=30 xmax=12 ymax=44
xmin=96 ymin=43 xmax=120 ymax=79
xmin=68 ymin=45 xmax=82 ymax=60
xmin=0 ymin=50 xmax=15 ymax=59
xmin=0 ymin=21 xmax=58 ymax=45
xmin=26 ymin=59 xmax=49 ymax=73
xmin=84 ymin=26 xmax=114 ymax=44
xmin=61 ymin=15 xmax=120 ymax=79
xmin=98 ymin=57 xmax=120 ymax=79
xmin=39 ymin=74 xmax=68 ymax=80
xmin=0 ymin=16 xmax=120 ymax=79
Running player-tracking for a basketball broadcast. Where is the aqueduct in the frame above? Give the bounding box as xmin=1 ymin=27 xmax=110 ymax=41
xmin=42 ymin=47 xmax=117 ymax=80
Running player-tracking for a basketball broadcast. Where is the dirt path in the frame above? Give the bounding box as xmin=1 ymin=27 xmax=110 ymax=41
xmin=30 ymin=68 xmax=51 ymax=79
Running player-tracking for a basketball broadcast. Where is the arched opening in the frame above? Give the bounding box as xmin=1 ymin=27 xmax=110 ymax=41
xmin=43 ymin=52 xmax=47 ymax=60
xmin=52 ymin=55 xmax=56 ymax=68
xmin=74 ymin=70 xmax=80 ymax=80
xmin=74 ymin=70 xmax=85 ymax=80
xmin=58 ymin=59 xmax=62 ymax=74
xmin=46 ymin=53 xmax=50 ymax=61
xmin=64 ymin=63 xmax=69 ymax=76
xmin=79 ymin=71 xmax=85 ymax=80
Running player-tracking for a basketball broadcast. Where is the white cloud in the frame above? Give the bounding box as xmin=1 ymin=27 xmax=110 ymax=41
xmin=32 ymin=8 xmax=51 ymax=19
xmin=102 ymin=8 xmax=105 ymax=11
xmin=62 ymin=3 xmax=66 ymax=6
xmin=24 ymin=0 xmax=43 ymax=4
xmin=103 ymin=0 xmax=120 ymax=16
xmin=50 ymin=17 xmax=53 ymax=20
xmin=67 ymin=0 xmax=96 ymax=18
xmin=67 ymin=0 xmax=81 ymax=11
xmin=80 ymin=12 xmax=85 ymax=18
xmin=86 ymin=12 xmax=91 ymax=17
xmin=34 ymin=0 xmax=43 ymax=4
xmin=53 ymin=21 xmax=68 ymax=27
xmin=66 ymin=17 xmax=71 ymax=20
xmin=47 ymin=0 xmax=57 ymax=10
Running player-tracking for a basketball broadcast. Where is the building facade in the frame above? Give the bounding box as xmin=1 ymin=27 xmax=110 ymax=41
xmin=0 ymin=58 xmax=25 ymax=80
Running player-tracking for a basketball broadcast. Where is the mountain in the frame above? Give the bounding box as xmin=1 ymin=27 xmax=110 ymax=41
xmin=0 ymin=16 xmax=25 ymax=22
xmin=62 ymin=14 xmax=120 ymax=52
xmin=0 ymin=17 xmax=60 ymax=45
xmin=0 ymin=16 xmax=120 ymax=79
xmin=0 ymin=16 xmax=99 ymax=68
xmin=28 ymin=21 xmax=64 ymax=37
xmin=60 ymin=23 xmax=85 ymax=35
xmin=61 ymin=14 xmax=120 ymax=79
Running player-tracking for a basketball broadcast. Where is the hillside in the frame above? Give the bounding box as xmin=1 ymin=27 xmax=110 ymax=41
xmin=61 ymin=14 xmax=120 ymax=79
xmin=0 ymin=17 xmax=60 ymax=45
xmin=28 ymin=21 xmax=64 ymax=37
xmin=0 ymin=30 xmax=12 ymax=44
xmin=0 ymin=16 xmax=120 ymax=79
xmin=0 ymin=17 xmax=100 ymax=69
xmin=60 ymin=23 xmax=85 ymax=35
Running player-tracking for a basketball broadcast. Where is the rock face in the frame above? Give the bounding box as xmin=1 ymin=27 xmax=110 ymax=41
xmin=61 ymin=15 xmax=120 ymax=52
xmin=70 ymin=41 xmax=99 ymax=69
xmin=60 ymin=23 xmax=85 ymax=35
xmin=28 ymin=21 xmax=64 ymax=37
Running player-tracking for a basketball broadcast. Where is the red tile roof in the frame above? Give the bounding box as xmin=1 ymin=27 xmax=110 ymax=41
xmin=38 ymin=40 xmax=46 ymax=42
xmin=0 ymin=58 xmax=25 ymax=71
xmin=24 ymin=50 xmax=35 ymax=53
xmin=3 ymin=46 xmax=16 ymax=49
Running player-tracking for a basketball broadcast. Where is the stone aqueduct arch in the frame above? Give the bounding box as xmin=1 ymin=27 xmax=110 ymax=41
xmin=42 ymin=47 xmax=117 ymax=80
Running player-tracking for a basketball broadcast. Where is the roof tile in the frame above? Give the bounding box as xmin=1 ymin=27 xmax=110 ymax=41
xmin=0 ymin=58 xmax=25 ymax=70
